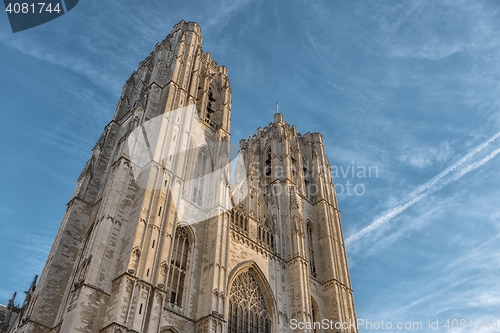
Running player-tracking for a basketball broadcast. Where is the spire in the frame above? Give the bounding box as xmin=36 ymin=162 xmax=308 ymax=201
xmin=7 ymin=293 xmax=16 ymax=309
xmin=30 ymin=275 xmax=38 ymax=291
xmin=0 ymin=293 xmax=17 ymax=333
xmin=276 ymin=102 xmax=279 ymax=114
xmin=24 ymin=275 xmax=37 ymax=304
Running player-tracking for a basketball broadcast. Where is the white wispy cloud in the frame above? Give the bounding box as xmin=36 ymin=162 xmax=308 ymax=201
xmin=204 ymin=0 xmax=255 ymax=30
xmin=0 ymin=31 xmax=124 ymax=94
xmin=360 ymin=254 xmax=500 ymax=332
xmin=399 ymin=141 xmax=454 ymax=169
xmin=367 ymin=1 xmax=493 ymax=61
xmin=0 ymin=206 xmax=15 ymax=216
xmin=0 ymin=228 xmax=55 ymax=303
xmin=346 ymin=130 xmax=500 ymax=249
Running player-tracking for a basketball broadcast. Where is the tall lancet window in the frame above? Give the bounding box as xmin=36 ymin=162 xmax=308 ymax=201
xmin=192 ymin=149 xmax=209 ymax=206
xmin=307 ymin=222 xmax=317 ymax=278
xmin=228 ymin=271 xmax=270 ymax=333
xmin=166 ymin=227 xmax=191 ymax=307
xmin=206 ymin=88 xmax=216 ymax=118
xmin=311 ymin=297 xmax=320 ymax=333
xmin=265 ymin=148 xmax=271 ymax=177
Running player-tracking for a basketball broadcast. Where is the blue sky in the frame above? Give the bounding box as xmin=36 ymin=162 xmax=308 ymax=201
xmin=1 ymin=0 xmax=500 ymax=331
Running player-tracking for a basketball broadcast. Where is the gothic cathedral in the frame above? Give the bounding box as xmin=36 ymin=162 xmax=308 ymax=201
xmin=8 ymin=21 xmax=357 ymax=333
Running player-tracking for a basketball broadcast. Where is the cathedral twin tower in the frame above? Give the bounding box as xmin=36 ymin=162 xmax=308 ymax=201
xmin=12 ymin=21 xmax=357 ymax=333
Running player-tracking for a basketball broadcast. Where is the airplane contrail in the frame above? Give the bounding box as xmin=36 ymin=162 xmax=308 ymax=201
xmin=346 ymin=130 xmax=500 ymax=247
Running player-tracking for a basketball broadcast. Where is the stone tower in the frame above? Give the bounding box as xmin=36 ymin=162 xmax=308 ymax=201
xmin=13 ymin=21 xmax=357 ymax=333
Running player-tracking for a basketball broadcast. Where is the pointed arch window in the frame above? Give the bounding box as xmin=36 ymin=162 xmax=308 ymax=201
xmin=205 ymin=87 xmax=222 ymax=129
xmin=311 ymin=297 xmax=320 ymax=333
xmin=228 ymin=271 xmax=270 ymax=333
xmin=265 ymin=148 xmax=271 ymax=177
xmin=307 ymin=222 xmax=317 ymax=278
xmin=257 ymin=219 xmax=274 ymax=251
xmin=291 ymin=156 xmax=297 ymax=180
xmin=192 ymin=149 xmax=209 ymax=206
xmin=231 ymin=209 xmax=248 ymax=235
xmin=206 ymin=88 xmax=216 ymax=117
xmin=165 ymin=227 xmax=191 ymax=307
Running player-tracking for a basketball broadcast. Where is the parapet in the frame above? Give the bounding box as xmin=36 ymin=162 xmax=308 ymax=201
xmin=273 ymin=113 xmax=284 ymax=124
xmin=302 ymin=132 xmax=324 ymax=145
xmin=172 ymin=20 xmax=202 ymax=35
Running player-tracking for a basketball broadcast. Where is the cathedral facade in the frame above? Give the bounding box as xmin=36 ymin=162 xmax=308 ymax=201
xmin=9 ymin=21 xmax=357 ymax=333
